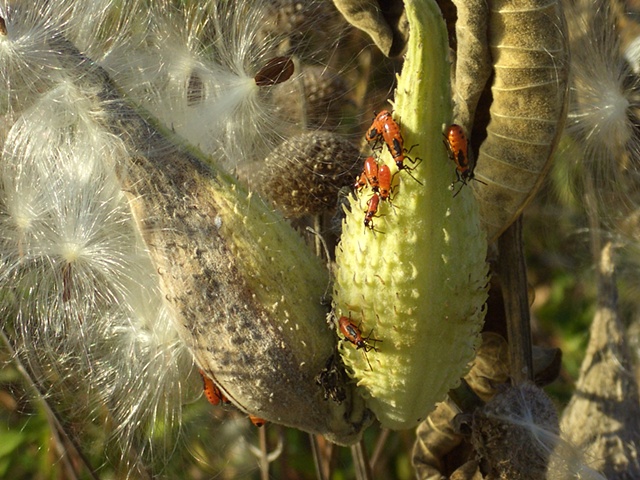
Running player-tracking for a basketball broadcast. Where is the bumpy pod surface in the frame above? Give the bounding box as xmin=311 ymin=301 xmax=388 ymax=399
xmin=471 ymin=0 xmax=569 ymax=240
xmin=54 ymin=39 xmax=369 ymax=445
xmin=332 ymin=0 xmax=488 ymax=430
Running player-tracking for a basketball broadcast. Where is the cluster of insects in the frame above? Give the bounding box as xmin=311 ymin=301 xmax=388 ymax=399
xmin=338 ymin=118 xmax=484 ymax=371
xmin=199 ymin=370 xmax=267 ymax=427
xmin=355 ymin=110 xmax=421 ymax=231
xmin=354 ymin=113 xmax=484 ymax=230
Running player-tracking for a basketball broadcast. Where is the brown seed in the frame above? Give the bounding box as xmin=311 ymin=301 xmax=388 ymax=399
xmin=255 ymin=56 xmax=295 ymax=86
xmin=0 ymin=17 xmax=7 ymax=36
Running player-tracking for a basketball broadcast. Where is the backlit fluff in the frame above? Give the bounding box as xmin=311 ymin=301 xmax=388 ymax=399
xmin=561 ymin=0 xmax=640 ymax=206
xmin=93 ymin=0 xmax=346 ymax=173
xmin=0 ymin=59 xmax=195 ymax=464
xmin=0 ymin=0 xmax=351 ymax=475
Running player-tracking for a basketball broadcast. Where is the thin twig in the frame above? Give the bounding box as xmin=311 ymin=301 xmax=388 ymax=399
xmin=369 ymin=428 xmax=390 ymax=470
xmin=309 ymin=434 xmax=330 ymax=480
xmin=497 ymin=215 xmax=534 ymax=383
xmin=259 ymin=426 xmax=269 ymax=480
xmin=351 ymin=439 xmax=373 ymax=480
xmin=246 ymin=426 xmax=283 ymax=478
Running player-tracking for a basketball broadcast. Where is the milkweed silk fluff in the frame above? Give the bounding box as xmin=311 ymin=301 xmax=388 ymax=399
xmin=0 ymin=6 xmax=194 ymax=469
xmin=562 ymin=0 xmax=640 ymax=206
xmin=0 ymin=0 xmax=350 ymax=474
xmin=88 ymin=0 xmax=345 ymax=172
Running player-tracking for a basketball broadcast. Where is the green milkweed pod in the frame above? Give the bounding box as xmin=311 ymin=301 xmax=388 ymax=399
xmin=332 ymin=0 xmax=489 ymax=430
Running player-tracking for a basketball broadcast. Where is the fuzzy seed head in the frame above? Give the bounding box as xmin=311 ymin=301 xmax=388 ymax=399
xmin=258 ymin=131 xmax=360 ymax=217
xmin=0 ymin=20 xmax=196 ymax=468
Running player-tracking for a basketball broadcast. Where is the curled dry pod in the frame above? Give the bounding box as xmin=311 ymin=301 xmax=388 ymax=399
xmin=470 ymin=0 xmax=569 ymax=241
xmin=52 ymin=38 xmax=369 ymax=445
xmin=332 ymin=0 xmax=488 ymax=430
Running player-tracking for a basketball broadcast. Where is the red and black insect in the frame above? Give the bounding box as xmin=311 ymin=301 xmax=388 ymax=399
xmin=366 ymin=110 xmax=421 ymax=181
xmin=377 ymin=164 xmax=393 ymax=201
xmin=199 ymin=370 xmax=228 ymax=406
xmin=337 ymin=315 xmax=382 ymax=370
xmin=443 ymin=124 xmax=486 ymax=196
xmin=363 ymin=192 xmax=381 ymax=230
xmin=354 ymin=156 xmax=380 ymax=192
xmin=249 ymin=415 xmax=267 ymax=428
xmin=200 ymin=370 xmax=266 ymax=427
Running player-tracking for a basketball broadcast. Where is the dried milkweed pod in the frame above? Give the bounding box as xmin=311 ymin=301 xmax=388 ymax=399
xmin=51 ymin=36 xmax=370 ymax=445
xmin=471 ymin=383 xmax=559 ymax=480
xmin=331 ymin=0 xmax=409 ymax=57
xmin=473 ymin=0 xmax=569 ymax=240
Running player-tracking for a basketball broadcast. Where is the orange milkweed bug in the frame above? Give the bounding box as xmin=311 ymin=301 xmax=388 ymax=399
xmin=249 ymin=415 xmax=267 ymax=427
xmin=365 ymin=110 xmax=422 ymax=182
xmin=199 ymin=370 xmax=228 ymax=406
xmin=337 ymin=315 xmax=382 ymax=370
xmin=354 ymin=156 xmax=380 ymax=192
xmin=377 ymin=164 xmax=393 ymax=201
xmin=363 ymin=192 xmax=381 ymax=230
xmin=443 ymin=124 xmax=486 ymax=196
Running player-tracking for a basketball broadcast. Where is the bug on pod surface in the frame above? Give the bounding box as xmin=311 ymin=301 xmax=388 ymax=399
xmin=443 ymin=124 xmax=486 ymax=197
xmin=249 ymin=415 xmax=267 ymax=428
xmin=200 ymin=370 xmax=229 ymax=406
xmin=377 ymin=164 xmax=393 ymax=201
xmin=365 ymin=110 xmax=421 ymax=177
xmin=355 ymin=156 xmax=381 ymax=192
xmin=363 ymin=193 xmax=381 ymax=230
xmin=337 ymin=316 xmax=382 ymax=371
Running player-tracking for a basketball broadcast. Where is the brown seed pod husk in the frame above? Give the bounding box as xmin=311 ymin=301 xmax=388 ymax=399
xmin=468 ymin=0 xmax=570 ymax=241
